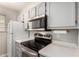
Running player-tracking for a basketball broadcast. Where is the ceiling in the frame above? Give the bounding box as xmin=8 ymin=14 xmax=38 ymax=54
xmin=0 ymin=2 xmax=32 ymax=12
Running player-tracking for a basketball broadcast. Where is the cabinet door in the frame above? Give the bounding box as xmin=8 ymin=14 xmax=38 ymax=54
xmin=24 ymin=11 xmax=28 ymax=29
xmin=47 ymin=2 xmax=75 ymax=28
xmin=29 ymin=7 xmax=35 ymax=19
xmin=36 ymin=2 xmax=45 ymax=16
xmin=77 ymin=3 xmax=79 ymax=27
xmin=15 ymin=42 xmax=22 ymax=57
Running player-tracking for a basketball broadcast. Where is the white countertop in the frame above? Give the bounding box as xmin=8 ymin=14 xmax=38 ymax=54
xmin=15 ymin=39 xmax=79 ymax=57
xmin=39 ymin=40 xmax=79 ymax=57
xmin=15 ymin=38 xmax=33 ymax=43
xmin=15 ymin=39 xmax=28 ymax=43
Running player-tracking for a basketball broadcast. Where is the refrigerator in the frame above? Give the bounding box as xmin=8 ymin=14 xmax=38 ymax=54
xmin=7 ymin=20 xmax=27 ymax=57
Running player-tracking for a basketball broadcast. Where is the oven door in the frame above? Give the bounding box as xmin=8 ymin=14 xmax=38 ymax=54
xmin=22 ymin=51 xmax=37 ymax=57
xmin=21 ymin=45 xmax=38 ymax=57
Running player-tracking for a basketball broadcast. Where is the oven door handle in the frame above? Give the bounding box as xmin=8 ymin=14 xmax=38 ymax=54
xmin=21 ymin=48 xmax=37 ymax=56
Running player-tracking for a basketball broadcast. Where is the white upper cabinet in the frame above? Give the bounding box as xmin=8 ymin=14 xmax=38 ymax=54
xmin=28 ymin=2 xmax=45 ymax=19
xmin=36 ymin=2 xmax=45 ymax=16
xmin=29 ymin=7 xmax=36 ymax=19
xmin=77 ymin=3 xmax=79 ymax=27
xmin=47 ymin=2 xmax=76 ymax=28
xmin=24 ymin=11 xmax=29 ymax=29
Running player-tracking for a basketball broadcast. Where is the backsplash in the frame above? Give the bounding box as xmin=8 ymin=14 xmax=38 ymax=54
xmin=51 ymin=30 xmax=78 ymax=44
xmin=28 ymin=30 xmax=78 ymax=45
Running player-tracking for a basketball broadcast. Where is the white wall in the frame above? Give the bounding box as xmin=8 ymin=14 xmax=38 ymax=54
xmin=0 ymin=6 xmax=18 ymax=56
xmin=0 ymin=32 xmax=7 ymax=56
xmin=0 ymin=6 xmax=18 ymax=25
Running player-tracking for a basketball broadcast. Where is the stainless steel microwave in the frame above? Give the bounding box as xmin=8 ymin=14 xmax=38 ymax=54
xmin=27 ymin=15 xmax=47 ymax=31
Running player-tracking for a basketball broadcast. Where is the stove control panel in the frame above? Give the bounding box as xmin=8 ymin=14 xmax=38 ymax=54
xmin=34 ymin=33 xmax=52 ymax=39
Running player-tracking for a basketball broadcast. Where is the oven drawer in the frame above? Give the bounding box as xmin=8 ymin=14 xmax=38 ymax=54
xmin=15 ymin=42 xmax=22 ymax=57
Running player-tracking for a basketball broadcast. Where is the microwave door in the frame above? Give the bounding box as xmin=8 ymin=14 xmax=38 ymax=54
xmin=32 ymin=21 xmax=36 ymax=29
xmin=36 ymin=20 xmax=40 ymax=28
xmin=32 ymin=20 xmax=40 ymax=29
xmin=40 ymin=19 xmax=45 ymax=28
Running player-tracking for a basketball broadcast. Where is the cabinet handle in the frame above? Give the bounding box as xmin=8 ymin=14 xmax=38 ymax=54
xmin=75 ymin=2 xmax=78 ymax=26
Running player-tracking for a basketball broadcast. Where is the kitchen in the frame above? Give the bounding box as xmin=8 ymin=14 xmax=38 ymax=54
xmin=0 ymin=2 xmax=79 ymax=57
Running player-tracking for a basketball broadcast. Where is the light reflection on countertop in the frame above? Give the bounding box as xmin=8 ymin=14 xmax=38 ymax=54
xmin=39 ymin=40 xmax=79 ymax=57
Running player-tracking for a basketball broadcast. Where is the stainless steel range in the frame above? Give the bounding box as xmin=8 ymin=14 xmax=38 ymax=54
xmin=20 ymin=33 xmax=52 ymax=57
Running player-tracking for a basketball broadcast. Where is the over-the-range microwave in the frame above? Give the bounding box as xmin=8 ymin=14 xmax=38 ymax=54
xmin=27 ymin=15 xmax=50 ymax=31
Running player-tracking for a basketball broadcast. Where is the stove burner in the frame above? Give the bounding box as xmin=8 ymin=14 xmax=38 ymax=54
xmin=21 ymin=40 xmax=45 ymax=52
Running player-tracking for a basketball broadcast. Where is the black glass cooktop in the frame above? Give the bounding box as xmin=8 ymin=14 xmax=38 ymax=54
xmin=21 ymin=40 xmax=49 ymax=52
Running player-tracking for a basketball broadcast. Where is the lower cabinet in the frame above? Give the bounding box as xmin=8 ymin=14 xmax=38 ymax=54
xmin=15 ymin=42 xmax=22 ymax=57
xmin=39 ymin=54 xmax=45 ymax=57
